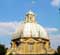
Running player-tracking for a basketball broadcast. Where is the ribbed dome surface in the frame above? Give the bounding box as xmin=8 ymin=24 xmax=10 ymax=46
xmin=12 ymin=22 xmax=49 ymax=40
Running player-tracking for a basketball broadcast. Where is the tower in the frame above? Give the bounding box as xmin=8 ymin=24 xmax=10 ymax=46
xmin=6 ymin=10 xmax=56 ymax=55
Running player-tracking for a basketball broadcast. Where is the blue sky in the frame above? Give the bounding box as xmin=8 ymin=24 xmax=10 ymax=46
xmin=0 ymin=0 xmax=60 ymax=50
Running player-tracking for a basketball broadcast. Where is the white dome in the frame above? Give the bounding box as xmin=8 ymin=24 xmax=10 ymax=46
xmin=12 ymin=22 xmax=49 ymax=40
xmin=12 ymin=11 xmax=49 ymax=40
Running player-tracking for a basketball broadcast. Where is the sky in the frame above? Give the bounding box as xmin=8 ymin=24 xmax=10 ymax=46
xmin=0 ymin=0 xmax=60 ymax=50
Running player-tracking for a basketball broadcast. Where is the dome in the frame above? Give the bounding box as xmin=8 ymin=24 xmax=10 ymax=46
xmin=12 ymin=22 xmax=49 ymax=40
xmin=12 ymin=10 xmax=49 ymax=40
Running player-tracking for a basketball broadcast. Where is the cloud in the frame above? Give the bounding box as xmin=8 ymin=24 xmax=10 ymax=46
xmin=32 ymin=0 xmax=36 ymax=4
xmin=51 ymin=0 xmax=60 ymax=8
xmin=0 ymin=21 xmax=24 ymax=36
xmin=49 ymin=34 xmax=60 ymax=49
xmin=0 ymin=22 xmax=18 ymax=36
xmin=45 ymin=27 xmax=59 ymax=32
xmin=49 ymin=34 xmax=60 ymax=40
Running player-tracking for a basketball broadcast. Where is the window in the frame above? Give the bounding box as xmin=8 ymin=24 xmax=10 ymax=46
xmin=29 ymin=44 xmax=33 ymax=52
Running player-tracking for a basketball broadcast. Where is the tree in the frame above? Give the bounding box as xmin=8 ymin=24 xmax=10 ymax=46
xmin=57 ymin=46 xmax=60 ymax=54
xmin=0 ymin=44 xmax=7 ymax=55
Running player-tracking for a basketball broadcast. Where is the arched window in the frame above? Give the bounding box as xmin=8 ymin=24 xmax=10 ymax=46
xmin=29 ymin=43 xmax=33 ymax=52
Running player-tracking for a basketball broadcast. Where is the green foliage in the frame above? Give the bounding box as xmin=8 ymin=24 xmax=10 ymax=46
xmin=57 ymin=46 xmax=60 ymax=54
xmin=0 ymin=44 xmax=7 ymax=55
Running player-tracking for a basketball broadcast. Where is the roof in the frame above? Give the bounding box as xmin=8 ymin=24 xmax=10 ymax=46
xmin=12 ymin=22 xmax=49 ymax=40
